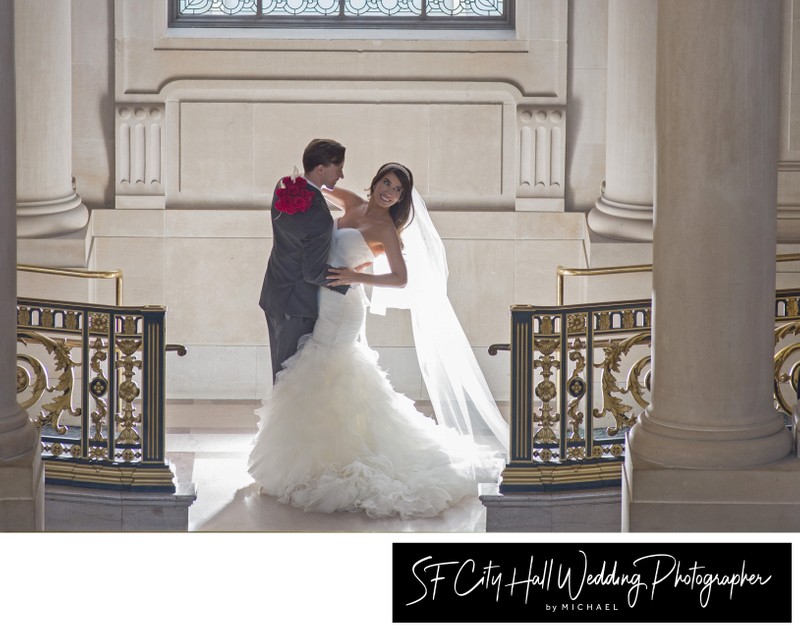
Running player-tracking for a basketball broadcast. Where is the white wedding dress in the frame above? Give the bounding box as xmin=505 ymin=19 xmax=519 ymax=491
xmin=247 ymin=222 xmax=503 ymax=519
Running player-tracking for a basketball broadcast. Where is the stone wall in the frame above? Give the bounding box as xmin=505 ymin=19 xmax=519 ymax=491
xmin=38 ymin=0 xmax=592 ymax=403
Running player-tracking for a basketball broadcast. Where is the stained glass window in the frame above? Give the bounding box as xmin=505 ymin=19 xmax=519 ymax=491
xmin=170 ymin=0 xmax=512 ymax=29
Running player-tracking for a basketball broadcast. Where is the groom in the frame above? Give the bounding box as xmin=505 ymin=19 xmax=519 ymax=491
xmin=259 ymin=138 xmax=349 ymax=382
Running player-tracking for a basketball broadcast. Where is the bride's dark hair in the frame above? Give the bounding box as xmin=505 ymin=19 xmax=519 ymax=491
xmin=369 ymin=163 xmax=415 ymax=239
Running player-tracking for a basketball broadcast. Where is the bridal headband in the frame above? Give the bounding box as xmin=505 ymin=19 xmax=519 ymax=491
xmin=382 ymin=162 xmax=412 ymax=180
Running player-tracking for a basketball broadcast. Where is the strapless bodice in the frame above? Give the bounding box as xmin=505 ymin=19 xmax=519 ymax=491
xmin=327 ymin=225 xmax=375 ymax=269
xmin=312 ymin=224 xmax=374 ymax=348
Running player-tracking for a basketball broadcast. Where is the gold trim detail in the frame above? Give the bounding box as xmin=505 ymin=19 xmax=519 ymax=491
xmin=44 ymin=461 xmax=175 ymax=489
xmin=501 ymin=460 xmax=622 ymax=488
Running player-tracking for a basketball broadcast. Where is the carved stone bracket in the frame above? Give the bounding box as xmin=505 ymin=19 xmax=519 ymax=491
xmin=116 ymin=103 xmax=165 ymax=209
xmin=516 ymin=106 xmax=566 ymax=211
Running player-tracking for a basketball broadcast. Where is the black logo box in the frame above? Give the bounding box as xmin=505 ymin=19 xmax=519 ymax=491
xmin=393 ymin=542 xmax=791 ymax=623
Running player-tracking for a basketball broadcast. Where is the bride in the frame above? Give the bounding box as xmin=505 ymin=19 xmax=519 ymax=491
xmin=247 ymin=162 xmax=508 ymax=519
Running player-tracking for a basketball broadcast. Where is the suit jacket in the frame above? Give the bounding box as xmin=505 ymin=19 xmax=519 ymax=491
xmin=259 ymin=180 xmax=343 ymax=320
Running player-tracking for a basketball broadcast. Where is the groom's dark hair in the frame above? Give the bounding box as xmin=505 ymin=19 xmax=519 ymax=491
xmin=303 ymin=139 xmax=346 ymax=173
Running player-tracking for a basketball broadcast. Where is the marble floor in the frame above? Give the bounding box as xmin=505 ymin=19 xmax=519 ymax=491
xmin=165 ymin=399 xmax=502 ymax=533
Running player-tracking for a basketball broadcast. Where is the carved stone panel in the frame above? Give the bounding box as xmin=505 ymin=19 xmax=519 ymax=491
xmin=116 ymin=104 xmax=165 ymax=209
xmin=516 ymin=106 xmax=566 ymax=210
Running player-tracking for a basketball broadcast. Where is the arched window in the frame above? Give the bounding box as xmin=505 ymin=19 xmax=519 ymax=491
xmin=169 ymin=0 xmax=513 ymax=30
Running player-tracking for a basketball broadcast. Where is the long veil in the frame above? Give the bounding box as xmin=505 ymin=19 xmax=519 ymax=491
xmin=370 ymin=189 xmax=509 ymax=454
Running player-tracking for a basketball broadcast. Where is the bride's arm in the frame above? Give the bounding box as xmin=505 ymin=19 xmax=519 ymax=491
xmin=327 ymin=225 xmax=407 ymax=288
xmin=323 ymin=186 xmax=364 ymax=212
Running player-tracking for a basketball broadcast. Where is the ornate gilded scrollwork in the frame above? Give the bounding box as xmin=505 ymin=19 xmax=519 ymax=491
xmin=89 ymin=312 xmax=109 ymax=334
xmin=626 ymin=355 xmax=652 ymax=410
xmin=16 ymin=356 xmax=46 ymax=409
xmin=533 ymin=338 xmax=560 ymax=445
xmin=567 ymin=313 xmax=586 ymax=335
xmin=539 ymin=316 xmax=556 ymax=335
xmin=622 ymin=309 xmax=635 ymax=330
xmin=17 ymin=331 xmax=80 ymax=435
xmin=89 ymin=337 xmax=109 ymax=445
xmin=115 ymin=337 xmax=142 ymax=448
xmin=566 ymin=337 xmax=587 ymax=443
xmin=774 ymin=322 xmax=800 ymax=416
xmin=567 ymin=325 xmax=589 ymax=461
xmin=592 ymin=332 xmax=651 ymax=436
xmin=18 ymin=306 xmax=30 ymax=326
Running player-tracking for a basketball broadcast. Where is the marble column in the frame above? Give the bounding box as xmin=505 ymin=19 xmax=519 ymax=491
xmin=587 ymin=0 xmax=656 ymax=242
xmin=15 ymin=0 xmax=88 ymax=238
xmin=0 ymin=0 xmax=44 ymax=531
xmin=623 ymin=0 xmax=797 ymax=532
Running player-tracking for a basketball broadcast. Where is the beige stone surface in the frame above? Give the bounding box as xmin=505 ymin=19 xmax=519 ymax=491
xmin=584 ymin=232 xmax=653 ymax=303
xmin=565 ymin=142 xmax=605 ymax=211
xmin=624 ymin=453 xmax=800 ymax=532
xmin=91 ymin=208 xmax=165 ymax=237
xmin=445 ymin=238 xmax=514 ymax=346
xmin=567 ymin=0 xmax=608 ymax=69
xmin=165 ymin=236 xmax=266 ymax=346
xmin=429 ymin=104 xmax=503 ymax=197
xmin=253 ymin=102 xmax=432 ymax=200
xmin=179 ymin=102 xmax=256 ymax=205
xmin=92 ymin=236 xmax=165 ymax=306
xmin=17 ymin=270 xmax=93 ymax=304
xmin=0 ymin=448 xmax=44 ymax=532
xmin=167 ymin=344 xmax=265 ymax=400
xmin=514 ymin=238 xmax=586 ymax=306
xmin=166 ymin=209 xmax=269 ymax=239
xmin=568 ymin=69 xmax=608 ymax=146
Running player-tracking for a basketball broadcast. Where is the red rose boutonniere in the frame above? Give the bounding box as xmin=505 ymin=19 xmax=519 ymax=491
xmin=274 ymin=174 xmax=315 ymax=215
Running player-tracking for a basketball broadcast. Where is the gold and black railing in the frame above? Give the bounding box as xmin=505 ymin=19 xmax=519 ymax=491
xmin=500 ymin=298 xmax=651 ymax=492
xmin=499 ymin=262 xmax=800 ymax=494
xmin=17 ymin=298 xmax=174 ymax=491
xmin=16 ymin=266 xmax=180 ymax=492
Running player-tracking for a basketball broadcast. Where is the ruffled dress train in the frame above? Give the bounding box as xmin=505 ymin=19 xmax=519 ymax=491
xmin=247 ymin=225 xmax=503 ymax=519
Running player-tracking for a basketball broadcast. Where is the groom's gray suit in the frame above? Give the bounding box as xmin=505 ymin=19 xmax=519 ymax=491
xmin=259 ymin=179 xmax=347 ymax=382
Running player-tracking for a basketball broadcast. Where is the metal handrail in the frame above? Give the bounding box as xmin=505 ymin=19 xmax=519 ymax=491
xmin=17 ymin=264 xmax=124 ymax=306
xmin=555 ymin=253 xmax=800 ymax=306
xmin=17 ymin=265 xmax=188 ymax=356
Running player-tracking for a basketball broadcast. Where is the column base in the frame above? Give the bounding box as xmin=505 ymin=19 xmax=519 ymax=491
xmin=479 ymin=483 xmax=621 ymax=532
xmin=630 ymin=408 xmax=793 ymax=469
xmin=623 ymin=449 xmax=800 ymax=532
xmin=17 ymin=222 xmax=91 ymax=267
xmin=17 ymin=193 xmax=89 ymax=239
xmin=0 ymin=462 xmax=45 ymax=531
xmin=587 ymin=196 xmax=653 ymax=242
xmin=0 ymin=407 xmax=44 ymax=531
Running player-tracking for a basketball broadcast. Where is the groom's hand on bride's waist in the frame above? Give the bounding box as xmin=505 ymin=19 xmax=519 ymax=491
xmin=324 ymin=264 xmax=350 ymax=294
xmin=326 ymin=262 xmax=371 ymax=293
